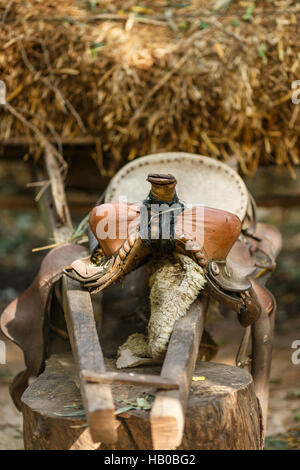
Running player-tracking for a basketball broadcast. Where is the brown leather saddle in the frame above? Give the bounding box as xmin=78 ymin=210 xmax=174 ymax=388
xmin=64 ymin=153 xmax=281 ymax=328
xmin=0 ymin=153 xmax=281 ymax=406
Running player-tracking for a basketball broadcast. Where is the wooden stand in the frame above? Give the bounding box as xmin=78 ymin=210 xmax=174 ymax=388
xmin=22 ymin=353 xmax=263 ymax=450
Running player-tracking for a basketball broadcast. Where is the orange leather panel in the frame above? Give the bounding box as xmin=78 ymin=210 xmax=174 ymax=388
xmin=175 ymin=206 xmax=242 ymax=261
xmin=89 ymin=202 xmax=140 ymax=256
xmin=90 ymin=203 xmax=242 ymax=261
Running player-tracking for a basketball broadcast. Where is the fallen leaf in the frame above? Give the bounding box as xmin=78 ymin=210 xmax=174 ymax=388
xmin=130 ymin=6 xmax=154 ymax=15
xmin=115 ymin=405 xmax=135 ymax=415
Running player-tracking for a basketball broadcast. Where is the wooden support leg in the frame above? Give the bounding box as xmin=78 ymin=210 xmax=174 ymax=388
xmin=236 ymin=326 xmax=251 ymax=367
xmin=62 ymin=276 xmax=118 ymax=443
xmin=251 ymin=303 xmax=275 ymax=435
xmin=150 ymin=297 xmax=208 ymax=450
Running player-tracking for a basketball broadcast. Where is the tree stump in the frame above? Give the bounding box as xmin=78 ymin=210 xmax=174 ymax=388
xmin=22 ymin=353 xmax=263 ymax=450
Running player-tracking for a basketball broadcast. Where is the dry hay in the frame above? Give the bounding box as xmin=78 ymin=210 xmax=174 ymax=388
xmin=1 ymin=0 xmax=300 ymax=175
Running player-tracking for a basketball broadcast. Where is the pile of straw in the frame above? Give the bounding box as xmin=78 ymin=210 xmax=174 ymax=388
xmin=1 ymin=0 xmax=300 ymax=174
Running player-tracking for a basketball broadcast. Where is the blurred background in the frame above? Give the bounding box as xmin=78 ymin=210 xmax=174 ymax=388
xmin=0 ymin=0 xmax=299 ymax=449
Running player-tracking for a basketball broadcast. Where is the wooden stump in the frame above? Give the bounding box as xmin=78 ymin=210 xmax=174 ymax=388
xmin=22 ymin=353 xmax=263 ymax=450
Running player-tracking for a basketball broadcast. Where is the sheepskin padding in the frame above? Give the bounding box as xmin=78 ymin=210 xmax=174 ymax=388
xmin=147 ymin=253 xmax=205 ymax=358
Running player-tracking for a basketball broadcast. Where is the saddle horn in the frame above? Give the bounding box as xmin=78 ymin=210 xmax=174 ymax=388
xmin=146 ymin=173 xmax=177 ymax=203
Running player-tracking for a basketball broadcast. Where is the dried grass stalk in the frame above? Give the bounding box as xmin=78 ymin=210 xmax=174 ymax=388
xmin=1 ymin=1 xmax=300 ymax=173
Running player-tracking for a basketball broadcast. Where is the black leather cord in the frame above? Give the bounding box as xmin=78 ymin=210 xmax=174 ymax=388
xmin=140 ymin=191 xmax=184 ymax=253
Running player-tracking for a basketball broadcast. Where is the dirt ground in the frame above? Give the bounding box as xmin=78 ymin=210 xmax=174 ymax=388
xmin=0 ymin=202 xmax=299 ymax=450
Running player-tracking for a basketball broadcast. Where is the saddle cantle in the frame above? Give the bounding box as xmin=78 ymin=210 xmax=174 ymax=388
xmin=64 ymin=153 xmax=281 ymax=328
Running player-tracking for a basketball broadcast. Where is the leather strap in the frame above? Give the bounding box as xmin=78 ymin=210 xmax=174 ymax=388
xmin=239 ymin=287 xmax=262 ymax=327
xmin=242 ymin=193 xmax=257 ymax=237
xmin=9 ymin=369 xmax=30 ymax=411
xmin=236 ymin=326 xmax=251 ymax=368
xmin=205 ymin=275 xmax=261 ymax=327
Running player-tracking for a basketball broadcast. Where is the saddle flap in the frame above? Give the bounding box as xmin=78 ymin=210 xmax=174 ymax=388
xmin=208 ymin=260 xmax=252 ymax=293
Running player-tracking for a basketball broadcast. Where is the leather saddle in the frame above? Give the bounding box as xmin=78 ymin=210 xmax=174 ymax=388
xmin=0 ymin=153 xmax=281 ymax=405
xmin=64 ymin=153 xmax=281 ymax=328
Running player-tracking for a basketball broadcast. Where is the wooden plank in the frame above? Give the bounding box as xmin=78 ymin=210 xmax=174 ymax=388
xmin=0 ymin=192 xmax=100 ymax=213
xmin=251 ymin=306 xmax=274 ymax=434
xmin=81 ymin=370 xmax=179 ymax=390
xmin=37 ymin=179 xmax=73 ymax=243
xmin=150 ymin=297 xmax=208 ymax=450
xmin=62 ymin=276 xmax=117 ymax=443
xmin=44 ymin=147 xmax=73 ymax=227
xmin=245 ymin=166 xmax=300 ymax=207
xmin=36 ymin=152 xmax=72 ymax=243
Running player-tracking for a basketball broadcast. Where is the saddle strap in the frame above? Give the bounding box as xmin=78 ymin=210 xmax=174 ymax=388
xmin=236 ymin=284 xmax=276 ymax=368
xmin=242 ymin=192 xmax=257 ymax=237
xmin=204 ymin=275 xmax=261 ymax=327
xmin=9 ymin=369 xmax=31 ymax=411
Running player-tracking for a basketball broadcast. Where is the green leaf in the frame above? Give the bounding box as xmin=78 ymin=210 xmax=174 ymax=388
xmin=258 ymin=44 xmax=266 ymax=61
xmin=270 ymin=378 xmax=282 ymax=385
xmin=64 ymin=403 xmax=83 ymax=409
xmin=115 ymin=405 xmax=135 ymax=415
xmin=91 ymin=42 xmax=106 ymax=49
xmin=232 ymin=19 xmax=240 ymax=27
xmin=136 ymin=397 xmax=152 ymax=410
xmin=178 ymin=21 xmax=189 ymax=31
xmin=242 ymin=4 xmax=255 ymax=21
xmin=294 ymin=412 xmax=300 ymax=422
xmin=115 ymin=396 xmax=153 ymax=411
xmin=90 ymin=42 xmax=106 ymax=60
xmin=168 ymin=2 xmax=191 ymax=8
xmin=70 ymin=212 xmax=90 ymax=241
xmin=264 ymin=437 xmax=287 ymax=450
xmin=54 ymin=409 xmax=86 ymax=417
xmin=145 ymin=393 xmax=155 ymax=401
xmin=199 ymin=21 xmax=210 ymax=30
xmin=89 ymin=1 xmax=98 ymax=11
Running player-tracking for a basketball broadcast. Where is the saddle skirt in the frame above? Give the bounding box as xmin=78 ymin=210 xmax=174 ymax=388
xmin=0 ymin=244 xmax=87 ymax=376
